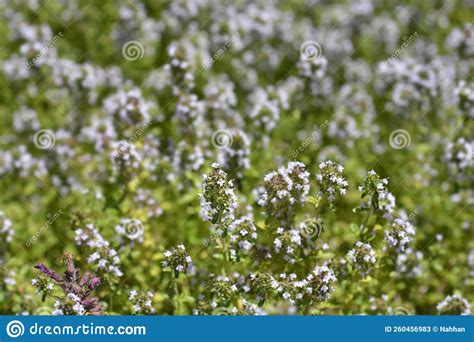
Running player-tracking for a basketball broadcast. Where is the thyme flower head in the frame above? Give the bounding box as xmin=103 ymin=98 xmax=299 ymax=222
xmin=199 ymin=163 xmax=238 ymax=225
xmin=315 ymin=160 xmax=348 ymax=202
xmin=258 ymin=161 xmax=310 ymax=223
xmin=436 ymin=294 xmax=471 ymax=315
xmin=347 ymin=241 xmax=376 ymax=276
xmin=384 ymin=217 xmax=416 ymax=253
xmin=162 ymin=244 xmax=193 ymax=277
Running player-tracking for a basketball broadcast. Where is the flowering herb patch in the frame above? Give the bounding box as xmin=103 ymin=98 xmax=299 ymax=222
xmin=0 ymin=0 xmax=472 ymax=316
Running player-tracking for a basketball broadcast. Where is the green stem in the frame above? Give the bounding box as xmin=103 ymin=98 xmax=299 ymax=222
xmin=315 ymin=194 xmax=327 ymax=218
xmin=221 ymin=235 xmax=229 ymax=277
xmin=173 ymin=277 xmax=180 ymax=315
xmin=360 ymin=204 xmax=374 ymax=239
xmin=109 ymin=288 xmax=113 ymax=312
xmin=216 ymin=213 xmax=229 ymax=277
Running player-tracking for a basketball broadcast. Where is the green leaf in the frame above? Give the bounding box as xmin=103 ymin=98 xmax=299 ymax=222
xmin=212 ymin=253 xmax=224 ymax=260
xmin=350 ymin=223 xmax=359 ymax=233
xmin=181 ymin=296 xmax=195 ymax=304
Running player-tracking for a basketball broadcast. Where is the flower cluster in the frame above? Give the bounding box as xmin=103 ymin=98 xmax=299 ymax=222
xmin=347 ymin=241 xmax=377 ymax=276
xmin=199 ymin=163 xmax=237 ymax=226
xmin=13 ymin=106 xmax=40 ymax=133
xmin=395 ymin=247 xmax=424 ymax=279
xmin=0 ymin=211 xmax=16 ymax=290
xmin=133 ymin=189 xmax=163 ymax=218
xmin=315 ymin=161 xmax=348 ymax=203
xmin=436 ymin=294 xmax=471 ymax=315
xmin=445 ymin=137 xmax=473 ymax=174
xmin=109 ymin=141 xmax=142 ymax=181
xmin=249 ymin=93 xmax=281 ymax=137
xmin=367 ymin=295 xmax=396 ymax=315
xmin=359 ymin=170 xmax=395 ymax=219
xmin=162 ymin=245 xmax=193 ymax=277
xmin=273 ymin=227 xmax=304 ymax=264
xmin=297 ymin=55 xmax=331 ymax=98
xmin=228 ymin=215 xmax=258 ymax=258
xmin=248 ymin=272 xmax=279 ymax=305
xmin=209 ymin=276 xmax=239 ymax=307
xmin=0 ymin=145 xmax=47 ymax=179
xmin=75 ymin=224 xmax=123 ymax=278
xmin=293 ymin=265 xmax=337 ymax=303
xmin=384 ymin=217 xmax=416 ymax=253
xmin=129 ymin=290 xmax=156 ymax=315
xmin=376 ymin=58 xmax=438 ymax=115
xmin=246 ymin=264 xmax=337 ymax=313
xmin=453 ymin=80 xmax=474 ymax=118
xmin=445 ymin=23 xmax=474 ymax=57
xmin=103 ymin=88 xmax=150 ymax=127
xmin=0 ymin=211 xmax=14 ymax=243
xmin=257 ymin=161 xmax=310 ymax=224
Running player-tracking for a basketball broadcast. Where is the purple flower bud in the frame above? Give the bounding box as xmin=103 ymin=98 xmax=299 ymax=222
xmin=34 ymin=263 xmax=63 ymax=283
xmin=89 ymin=276 xmax=100 ymax=290
xmin=79 ymin=272 xmax=91 ymax=286
xmin=81 ymin=297 xmax=103 ymax=314
xmin=63 ymin=252 xmax=78 ymax=282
